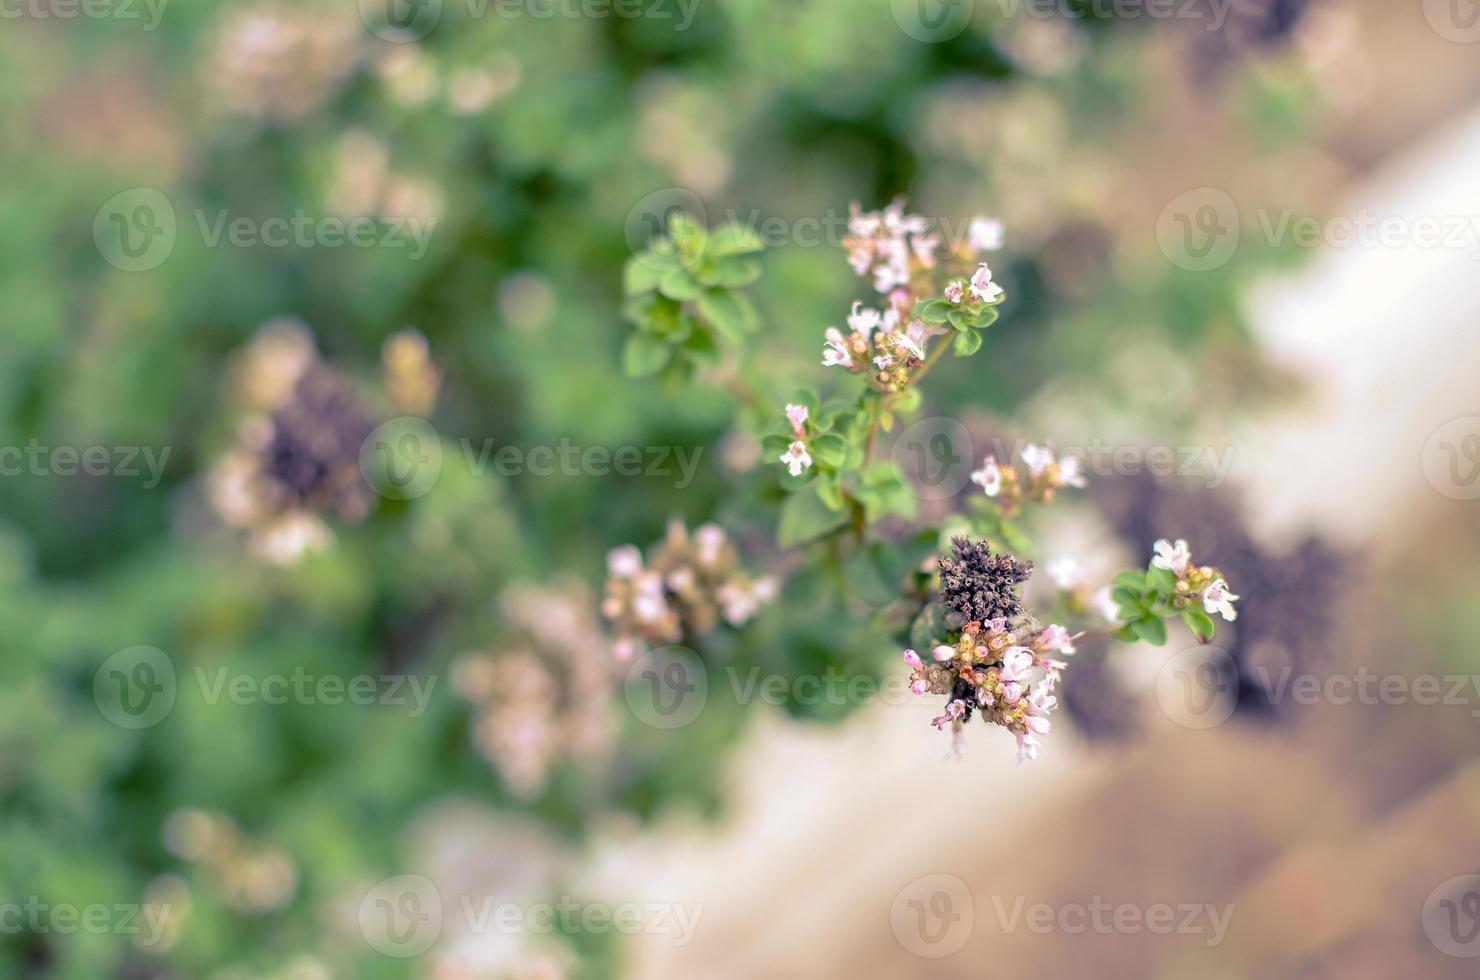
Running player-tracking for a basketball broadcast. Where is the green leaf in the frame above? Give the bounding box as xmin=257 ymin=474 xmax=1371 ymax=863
xmin=816 ymin=475 xmax=845 ymax=512
xmin=1114 ymin=623 xmax=1140 ymax=643
xmin=1181 ymin=606 xmax=1216 ymax=642
xmin=1132 ymin=615 xmax=1168 ymax=646
xmin=975 ymin=306 xmax=1000 ymax=329
xmin=952 ymin=329 xmax=982 ymax=357
xmin=658 ymin=268 xmax=703 ymax=301
xmin=812 ymin=434 xmax=847 ymax=467
xmin=622 ymin=334 xmax=671 ymax=377
xmin=623 ymin=256 xmax=665 ymax=296
xmin=1112 ymin=570 xmax=1148 ymax=590
xmin=947 ymin=310 xmax=973 ymax=333
xmin=707 ymin=223 xmax=766 ymax=257
xmin=668 ymin=211 xmax=707 ymax=254
xmin=778 ymin=483 xmax=849 ymax=548
xmin=679 ymin=324 xmax=719 ymax=367
xmin=760 ymin=433 xmax=791 ymax=457
xmin=845 ymin=546 xmax=895 ymax=607
xmin=697 ymin=288 xmax=752 ymax=343
xmin=917 ymin=299 xmax=954 ymax=324
xmin=1146 ymin=566 xmax=1179 ymax=598
xmin=709 ymin=257 xmax=762 ymax=288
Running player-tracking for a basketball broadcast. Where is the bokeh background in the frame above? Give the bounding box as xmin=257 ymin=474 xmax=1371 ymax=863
xmin=5 ymin=0 xmax=1480 ymax=977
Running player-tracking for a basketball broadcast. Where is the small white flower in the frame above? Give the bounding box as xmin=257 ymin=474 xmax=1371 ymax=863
xmin=847 ymin=301 xmax=881 ymax=337
xmin=785 ymin=403 xmax=808 ymax=433
xmin=968 ymin=217 xmax=1004 ymax=253
xmin=1020 ymin=443 xmax=1054 ymax=477
xmin=931 ymin=644 xmax=956 ymax=662
xmin=873 ymin=261 xmax=909 ymax=294
xmin=1037 ymin=624 xmax=1076 ymax=656
xmin=1151 ymin=538 xmax=1191 ymax=577
xmin=779 ymin=440 xmax=812 ymax=477
xmin=1046 ymin=558 xmax=1084 ymax=590
xmin=822 ymin=327 xmax=854 ymax=369
xmin=607 ymin=545 xmax=643 ymax=578
xmin=971 ymin=456 xmax=1002 ymax=496
xmin=1000 ymin=646 xmax=1034 ymax=682
xmin=1202 ymin=578 xmax=1240 ymax=622
xmin=1058 ymin=455 xmax=1086 ymax=488
xmin=944 ymin=280 xmax=965 ymax=304
xmin=969 ymin=262 xmax=1004 ymax=303
xmin=1091 ymin=585 xmax=1119 ymax=622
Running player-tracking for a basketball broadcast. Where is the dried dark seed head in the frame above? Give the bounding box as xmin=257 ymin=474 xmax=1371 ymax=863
xmin=937 ymin=536 xmax=1033 ymax=625
xmin=264 ymin=365 xmax=376 ymax=519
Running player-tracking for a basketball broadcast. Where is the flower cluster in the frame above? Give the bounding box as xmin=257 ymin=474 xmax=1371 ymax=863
xmin=842 ymin=198 xmax=940 ymax=293
xmin=821 ymin=297 xmax=946 ymax=393
xmin=903 ymin=535 xmax=1076 ymax=761
xmin=904 ymin=615 xmax=1077 ymax=763
xmin=1152 ymin=538 xmax=1240 ymax=622
xmin=162 ymin=808 xmax=297 ymax=914
xmin=207 ymin=320 xmax=377 ymax=564
xmin=601 ymin=518 xmax=777 ymax=661
xmin=779 ymin=402 xmax=812 ymax=476
xmin=453 ymin=582 xmax=616 ymax=800
xmin=205 ymin=1 xmax=358 ymax=123
xmin=205 ymin=320 xmax=442 ymax=565
xmin=970 ymin=442 xmax=1086 ymax=514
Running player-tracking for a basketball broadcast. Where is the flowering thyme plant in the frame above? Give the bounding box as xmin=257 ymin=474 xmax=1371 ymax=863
xmin=618 ymin=199 xmax=1239 ymax=762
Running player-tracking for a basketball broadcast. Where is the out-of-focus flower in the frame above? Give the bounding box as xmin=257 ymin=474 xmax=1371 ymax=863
xmin=968 ymin=443 xmax=1085 ymax=514
xmin=381 ymin=328 xmax=440 ymax=416
xmin=206 ymin=320 xmax=390 ymax=565
xmin=1046 ymin=557 xmax=1085 ymax=590
xmin=162 ymin=809 xmax=297 ymax=913
xmin=784 ymin=403 xmax=808 ymax=436
xmin=602 ymin=518 xmax=774 ymax=658
xmin=205 ymin=2 xmax=358 ymax=122
xmin=454 ymin=581 xmax=616 ymax=800
xmin=967 ymin=217 xmax=1004 ymax=253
